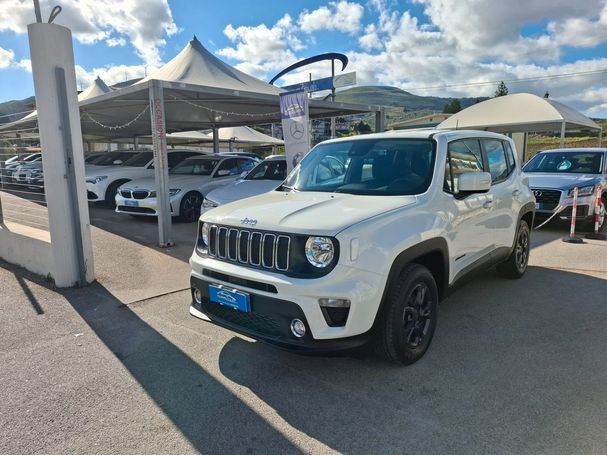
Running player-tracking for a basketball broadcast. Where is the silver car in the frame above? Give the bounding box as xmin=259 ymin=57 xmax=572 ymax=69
xmin=522 ymin=148 xmax=606 ymax=230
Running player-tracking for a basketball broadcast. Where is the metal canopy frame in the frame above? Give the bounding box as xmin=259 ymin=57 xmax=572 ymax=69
xmin=75 ymin=78 xmax=382 ymax=246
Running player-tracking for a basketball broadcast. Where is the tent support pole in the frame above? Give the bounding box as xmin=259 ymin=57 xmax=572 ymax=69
xmin=375 ymin=108 xmax=385 ymax=133
xmin=213 ymin=127 xmax=219 ymax=154
xmin=271 ymin=123 xmax=277 ymax=154
xmin=560 ymin=121 xmax=566 ymax=148
xmin=149 ymin=80 xmax=173 ymax=247
xmin=134 ymin=135 xmax=139 ymax=150
xmin=598 ymin=129 xmax=602 ymax=147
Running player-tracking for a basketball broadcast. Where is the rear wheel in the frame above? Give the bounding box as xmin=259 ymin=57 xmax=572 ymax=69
xmin=497 ymin=219 xmax=530 ymax=279
xmin=179 ymin=191 xmax=203 ymax=222
xmin=376 ymin=263 xmax=438 ymax=365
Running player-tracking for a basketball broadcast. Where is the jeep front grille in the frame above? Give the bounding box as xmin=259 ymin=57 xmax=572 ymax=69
xmin=207 ymin=225 xmax=290 ymax=272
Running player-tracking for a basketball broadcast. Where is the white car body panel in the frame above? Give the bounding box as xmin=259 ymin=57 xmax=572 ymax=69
xmin=189 ymin=130 xmax=535 ymax=342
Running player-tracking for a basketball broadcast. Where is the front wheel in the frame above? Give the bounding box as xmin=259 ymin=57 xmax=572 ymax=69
xmin=178 ymin=191 xmax=203 ymax=222
xmin=376 ymin=263 xmax=438 ymax=365
xmin=497 ymin=219 xmax=530 ymax=279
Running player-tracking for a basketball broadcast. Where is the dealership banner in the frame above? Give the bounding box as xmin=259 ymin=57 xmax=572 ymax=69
xmin=280 ymin=90 xmax=310 ymax=173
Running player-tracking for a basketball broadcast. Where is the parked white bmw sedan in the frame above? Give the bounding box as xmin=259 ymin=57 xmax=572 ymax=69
xmin=86 ymin=149 xmax=205 ymax=206
xmin=201 ymin=155 xmax=286 ymax=214
xmin=115 ymin=155 xmax=258 ymax=222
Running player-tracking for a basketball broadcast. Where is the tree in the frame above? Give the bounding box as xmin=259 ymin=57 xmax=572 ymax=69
xmin=443 ymin=99 xmax=462 ymax=114
xmin=494 ymin=81 xmax=509 ymax=97
xmin=354 ymin=120 xmax=372 ymax=134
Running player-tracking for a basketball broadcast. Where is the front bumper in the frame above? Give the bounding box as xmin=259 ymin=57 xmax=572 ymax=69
xmin=189 ymin=254 xmax=386 ymax=343
xmin=115 ymin=194 xmax=176 ymax=216
xmin=189 ymin=275 xmax=371 ymax=353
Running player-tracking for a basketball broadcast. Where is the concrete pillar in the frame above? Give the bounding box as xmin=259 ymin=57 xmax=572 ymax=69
xmin=213 ymin=127 xmax=219 ymax=154
xmin=375 ymin=108 xmax=385 ymax=133
xmin=560 ymin=122 xmax=566 ymax=148
xmin=28 ymin=22 xmax=94 ymax=287
xmin=149 ymin=80 xmax=173 ymax=247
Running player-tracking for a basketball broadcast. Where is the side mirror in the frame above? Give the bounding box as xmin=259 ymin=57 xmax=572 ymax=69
xmin=112 ymin=160 xmax=123 ymax=165
xmin=216 ymin=169 xmax=230 ymax=177
xmin=240 ymin=171 xmax=248 ymax=179
xmin=458 ymin=172 xmax=491 ymax=193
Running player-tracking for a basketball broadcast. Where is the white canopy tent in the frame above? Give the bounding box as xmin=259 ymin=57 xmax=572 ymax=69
xmin=0 ymin=37 xmax=380 ymax=246
xmin=437 ymin=93 xmax=601 ymax=147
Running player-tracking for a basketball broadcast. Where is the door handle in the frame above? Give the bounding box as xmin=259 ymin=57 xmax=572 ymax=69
xmin=483 ymin=200 xmax=494 ymax=209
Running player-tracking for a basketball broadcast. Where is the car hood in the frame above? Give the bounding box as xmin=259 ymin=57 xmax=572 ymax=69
xmin=201 ymin=190 xmax=417 ymax=235
xmin=120 ymin=174 xmax=212 ymax=190
xmin=523 ymin=172 xmax=601 ymax=191
xmin=206 ymin=179 xmax=281 ymax=204
xmin=85 ymin=165 xmax=148 ymax=178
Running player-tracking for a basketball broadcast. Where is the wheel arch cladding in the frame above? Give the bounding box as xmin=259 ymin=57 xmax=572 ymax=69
xmin=376 ymin=237 xmax=449 ymax=331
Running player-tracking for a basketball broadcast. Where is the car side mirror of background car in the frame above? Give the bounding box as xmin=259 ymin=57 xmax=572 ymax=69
xmin=458 ymin=172 xmax=492 ymax=194
xmin=216 ymin=169 xmax=230 ymax=177
xmin=240 ymin=171 xmax=248 ymax=179
xmin=112 ymin=160 xmax=123 ymax=165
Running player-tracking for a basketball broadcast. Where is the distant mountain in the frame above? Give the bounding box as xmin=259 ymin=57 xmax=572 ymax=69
xmin=335 ymin=86 xmax=486 ymax=112
xmin=0 ymin=96 xmax=35 ymax=124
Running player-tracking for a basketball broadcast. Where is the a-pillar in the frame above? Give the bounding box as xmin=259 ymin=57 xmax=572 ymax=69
xmin=28 ymin=22 xmax=94 ymax=287
xmin=149 ymin=80 xmax=173 ymax=247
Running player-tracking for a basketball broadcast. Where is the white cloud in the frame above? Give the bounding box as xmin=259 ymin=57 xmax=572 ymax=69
xmin=0 ymin=0 xmax=178 ymax=66
xmin=106 ymin=37 xmax=127 ymax=47
xmin=0 ymin=46 xmax=15 ymax=69
xmin=299 ymin=1 xmax=364 ymax=34
xmin=217 ymin=14 xmax=302 ymax=80
xmin=16 ymin=59 xmax=31 ymax=72
xmin=74 ymin=63 xmax=153 ymax=90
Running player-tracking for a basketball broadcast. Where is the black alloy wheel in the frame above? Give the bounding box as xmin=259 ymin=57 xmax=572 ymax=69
xmin=179 ymin=191 xmax=203 ymax=222
xmin=377 ymin=263 xmax=438 ymax=365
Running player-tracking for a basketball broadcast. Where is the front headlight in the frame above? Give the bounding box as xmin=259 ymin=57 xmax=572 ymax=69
xmin=169 ymin=188 xmax=181 ymax=196
xmin=202 ymin=197 xmax=218 ymax=208
xmin=86 ymin=175 xmax=108 ymax=184
xmin=305 ymin=236 xmax=335 ymax=268
xmin=201 ymin=222 xmax=209 ymax=246
xmin=568 ymin=185 xmax=594 ymax=197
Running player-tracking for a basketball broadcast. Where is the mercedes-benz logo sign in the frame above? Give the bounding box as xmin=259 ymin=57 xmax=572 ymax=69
xmin=292 ymin=152 xmax=303 ymax=168
xmin=533 ymin=190 xmax=542 ymax=197
xmin=290 ymin=121 xmax=305 ymax=140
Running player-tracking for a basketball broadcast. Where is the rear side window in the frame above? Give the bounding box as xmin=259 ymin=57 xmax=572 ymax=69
xmin=445 ymin=139 xmax=483 ymax=194
xmin=483 ymin=139 xmax=509 ymax=183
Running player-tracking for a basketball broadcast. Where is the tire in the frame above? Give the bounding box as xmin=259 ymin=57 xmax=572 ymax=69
xmin=497 ymin=219 xmax=530 ymax=279
xmin=376 ymin=263 xmax=439 ymax=365
xmin=178 ymin=191 xmax=203 ymax=222
xmin=105 ymin=180 xmax=129 ymax=208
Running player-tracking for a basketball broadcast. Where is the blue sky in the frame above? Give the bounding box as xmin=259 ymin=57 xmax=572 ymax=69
xmin=2 ymin=0 xmax=607 ymax=116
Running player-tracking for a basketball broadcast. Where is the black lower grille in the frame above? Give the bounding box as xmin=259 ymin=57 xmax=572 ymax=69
xmin=559 ymin=205 xmax=589 ymax=218
xmin=87 ymin=191 xmax=98 ymax=200
xmin=201 ymin=297 xmax=281 ymax=338
xmin=202 ymin=269 xmax=278 ymax=293
xmin=118 ymin=206 xmax=155 ymax=214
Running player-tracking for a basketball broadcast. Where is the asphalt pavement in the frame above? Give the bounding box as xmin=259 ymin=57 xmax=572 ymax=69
xmin=1 ymin=213 xmax=607 ymax=454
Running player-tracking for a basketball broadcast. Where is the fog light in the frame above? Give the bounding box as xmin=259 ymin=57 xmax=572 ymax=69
xmin=290 ymin=318 xmax=306 ymax=338
xmin=318 ymin=298 xmax=351 ymax=308
xmin=193 ymin=288 xmax=202 ymax=305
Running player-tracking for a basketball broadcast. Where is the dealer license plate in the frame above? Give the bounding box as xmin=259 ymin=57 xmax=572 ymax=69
xmin=125 ymin=200 xmax=139 ymax=207
xmin=535 ymin=202 xmax=542 ymax=210
xmin=208 ymin=284 xmax=250 ymax=313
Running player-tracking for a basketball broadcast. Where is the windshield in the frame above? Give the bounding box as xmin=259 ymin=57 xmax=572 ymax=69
xmin=246 ymin=159 xmax=287 ymax=181
xmin=89 ymin=151 xmax=135 ymax=165
xmin=523 ymin=151 xmax=604 ymax=174
xmin=171 ymin=158 xmax=219 ymax=175
xmin=283 ymin=139 xmax=435 ymax=195
xmin=122 ymin=152 xmax=153 ymax=167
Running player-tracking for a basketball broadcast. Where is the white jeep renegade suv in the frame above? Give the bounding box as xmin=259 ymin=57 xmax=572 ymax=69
xmin=189 ymin=130 xmax=535 ymax=365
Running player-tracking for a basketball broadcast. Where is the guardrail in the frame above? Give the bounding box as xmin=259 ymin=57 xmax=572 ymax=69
xmin=0 ymin=157 xmax=49 ymax=231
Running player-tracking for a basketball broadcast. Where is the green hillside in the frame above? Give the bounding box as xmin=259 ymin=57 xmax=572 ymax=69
xmin=0 ymin=96 xmax=35 ymax=124
xmin=335 ymin=86 xmax=484 ymax=111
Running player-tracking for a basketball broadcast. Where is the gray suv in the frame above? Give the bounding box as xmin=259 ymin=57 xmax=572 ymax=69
xmin=522 ymin=148 xmax=607 ymax=231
